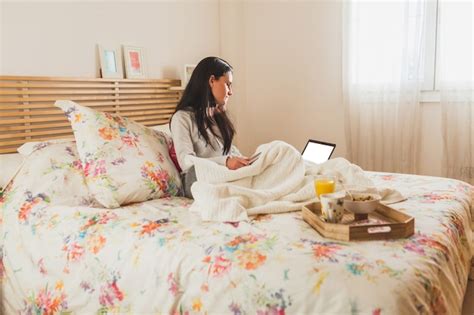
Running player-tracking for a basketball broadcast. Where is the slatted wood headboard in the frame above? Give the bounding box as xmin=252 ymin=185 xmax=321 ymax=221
xmin=0 ymin=76 xmax=182 ymax=154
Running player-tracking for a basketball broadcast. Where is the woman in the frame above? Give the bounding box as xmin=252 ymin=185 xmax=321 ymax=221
xmin=170 ymin=56 xmax=249 ymax=198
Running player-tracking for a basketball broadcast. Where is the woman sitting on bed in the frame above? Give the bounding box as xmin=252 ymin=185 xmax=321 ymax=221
xmin=170 ymin=56 xmax=250 ymax=198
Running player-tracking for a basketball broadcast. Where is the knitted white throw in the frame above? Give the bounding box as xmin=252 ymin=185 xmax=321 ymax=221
xmin=189 ymin=141 xmax=404 ymax=221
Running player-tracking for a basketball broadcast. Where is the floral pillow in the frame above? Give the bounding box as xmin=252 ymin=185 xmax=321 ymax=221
xmin=17 ymin=138 xmax=74 ymax=156
xmin=55 ymin=100 xmax=182 ymax=208
xmin=2 ymin=141 xmax=97 ymax=211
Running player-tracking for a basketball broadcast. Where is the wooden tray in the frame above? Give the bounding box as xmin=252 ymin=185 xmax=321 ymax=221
xmin=302 ymin=202 xmax=414 ymax=241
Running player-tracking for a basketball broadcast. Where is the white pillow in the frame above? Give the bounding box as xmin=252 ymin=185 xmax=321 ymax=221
xmin=0 ymin=153 xmax=24 ymax=188
xmin=149 ymin=123 xmax=171 ymax=135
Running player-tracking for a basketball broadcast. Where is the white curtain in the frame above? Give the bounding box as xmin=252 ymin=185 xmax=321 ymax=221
xmin=343 ymin=1 xmax=427 ymax=173
xmin=439 ymin=1 xmax=474 ymax=185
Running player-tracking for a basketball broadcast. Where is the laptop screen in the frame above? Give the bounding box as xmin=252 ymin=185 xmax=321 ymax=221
xmin=301 ymin=139 xmax=336 ymax=164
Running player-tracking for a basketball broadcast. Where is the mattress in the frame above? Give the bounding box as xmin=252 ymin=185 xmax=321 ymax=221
xmin=1 ymin=172 xmax=472 ymax=314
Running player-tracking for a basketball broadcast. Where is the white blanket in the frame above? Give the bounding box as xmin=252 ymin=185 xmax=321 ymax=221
xmin=190 ymin=141 xmax=404 ymax=221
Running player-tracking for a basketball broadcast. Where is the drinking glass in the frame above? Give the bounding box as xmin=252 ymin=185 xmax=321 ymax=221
xmin=314 ymin=177 xmax=336 ymax=198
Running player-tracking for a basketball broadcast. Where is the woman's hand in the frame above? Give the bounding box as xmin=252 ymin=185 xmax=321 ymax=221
xmin=226 ymin=156 xmax=250 ymax=170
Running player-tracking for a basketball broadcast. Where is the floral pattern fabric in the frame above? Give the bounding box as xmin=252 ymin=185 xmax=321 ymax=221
xmin=55 ymin=100 xmax=182 ymax=208
xmin=1 ymin=167 xmax=472 ymax=314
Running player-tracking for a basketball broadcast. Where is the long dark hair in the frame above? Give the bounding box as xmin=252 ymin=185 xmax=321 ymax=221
xmin=172 ymin=56 xmax=235 ymax=154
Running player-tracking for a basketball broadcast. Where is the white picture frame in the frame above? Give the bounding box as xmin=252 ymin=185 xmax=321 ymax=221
xmin=183 ymin=64 xmax=196 ymax=87
xmin=98 ymin=45 xmax=123 ymax=79
xmin=122 ymin=45 xmax=146 ymax=79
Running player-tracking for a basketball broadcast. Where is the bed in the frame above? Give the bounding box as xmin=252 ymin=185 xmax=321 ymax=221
xmin=1 ymin=76 xmax=473 ymax=314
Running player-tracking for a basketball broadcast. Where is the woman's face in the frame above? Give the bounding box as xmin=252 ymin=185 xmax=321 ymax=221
xmin=209 ymin=71 xmax=233 ymax=107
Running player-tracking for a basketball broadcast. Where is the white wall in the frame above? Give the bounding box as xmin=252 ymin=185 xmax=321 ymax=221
xmin=222 ymin=1 xmax=443 ymax=176
xmin=218 ymin=1 xmax=247 ymax=147
xmin=226 ymin=1 xmax=346 ymax=159
xmin=0 ymin=1 xmax=220 ymax=79
xmin=1 ymin=1 xmax=444 ymax=177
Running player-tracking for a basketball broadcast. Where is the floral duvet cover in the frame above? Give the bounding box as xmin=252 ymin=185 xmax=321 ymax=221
xmin=1 ymin=169 xmax=472 ymax=314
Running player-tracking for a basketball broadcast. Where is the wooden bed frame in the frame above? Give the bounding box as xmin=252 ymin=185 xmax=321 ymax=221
xmin=0 ymin=76 xmax=182 ymax=154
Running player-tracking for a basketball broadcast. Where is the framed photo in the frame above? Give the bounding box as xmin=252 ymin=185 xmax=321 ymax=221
xmin=98 ymin=45 xmax=123 ymax=79
xmin=123 ymin=45 xmax=146 ymax=79
xmin=183 ymin=64 xmax=196 ymax=87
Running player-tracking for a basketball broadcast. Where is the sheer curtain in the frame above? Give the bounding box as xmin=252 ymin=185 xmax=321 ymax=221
xmin=439 ymin=1 xmax=473 ymax=185
xmin=343 ymin=1 xmax=427 ymax=173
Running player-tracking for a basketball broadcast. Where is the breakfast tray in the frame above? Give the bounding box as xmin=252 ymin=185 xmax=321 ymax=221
xmin=302 ymin=202 xmax=414 ymax=241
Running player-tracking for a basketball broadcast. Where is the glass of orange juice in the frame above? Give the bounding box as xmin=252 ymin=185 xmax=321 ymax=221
xmin=314 ymin=177 xmax=336 ymax=199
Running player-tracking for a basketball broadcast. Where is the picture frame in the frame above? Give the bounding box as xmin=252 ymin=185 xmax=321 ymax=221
xmin=122 ymin=45 xmax=146 ymax=79
xmin=183 ymin=64 xmax=196 ymax=87
xmin=98 ymin=45 xmax=123 ymax=79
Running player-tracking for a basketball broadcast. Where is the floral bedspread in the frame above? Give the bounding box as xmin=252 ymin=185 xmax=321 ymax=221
xmin=1 ymin=171 xmax=472 ymax=314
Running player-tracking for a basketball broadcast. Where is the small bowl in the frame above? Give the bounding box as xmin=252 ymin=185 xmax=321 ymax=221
xmin=343 ymin=192 xmax=381 ymax=214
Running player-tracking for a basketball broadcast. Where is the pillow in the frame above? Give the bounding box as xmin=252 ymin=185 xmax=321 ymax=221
xmin=55 ymin=100 xmax=182 ymax=208
xmin=149 ymin=125 xmax=182 ymax=173
xmin=2 ymin=140 xmax=96 ymax=208
xmin=149 ymin=123 xmax=171 ymax=135
xmin=168 ymin=142 xmax=181 ymax=173
xmin=0 ymin=139 xmax=74 ymax=191
xmin=17 ymin=138 xmax=74 ymax=156
xmin=0 ymin=153 xmax=24 ymax=189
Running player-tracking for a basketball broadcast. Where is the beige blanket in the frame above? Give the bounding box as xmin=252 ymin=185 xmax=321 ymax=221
xmin=190 ymin=140 xmax=404 ymax=221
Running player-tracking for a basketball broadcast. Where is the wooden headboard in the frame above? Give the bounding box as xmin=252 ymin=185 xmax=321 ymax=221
xmin=0 ymin=76 xmax=182 ymax=154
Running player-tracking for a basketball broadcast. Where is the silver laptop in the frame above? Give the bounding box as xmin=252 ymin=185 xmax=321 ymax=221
xmin=301 ymin=139 xmax=336 ymax=164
